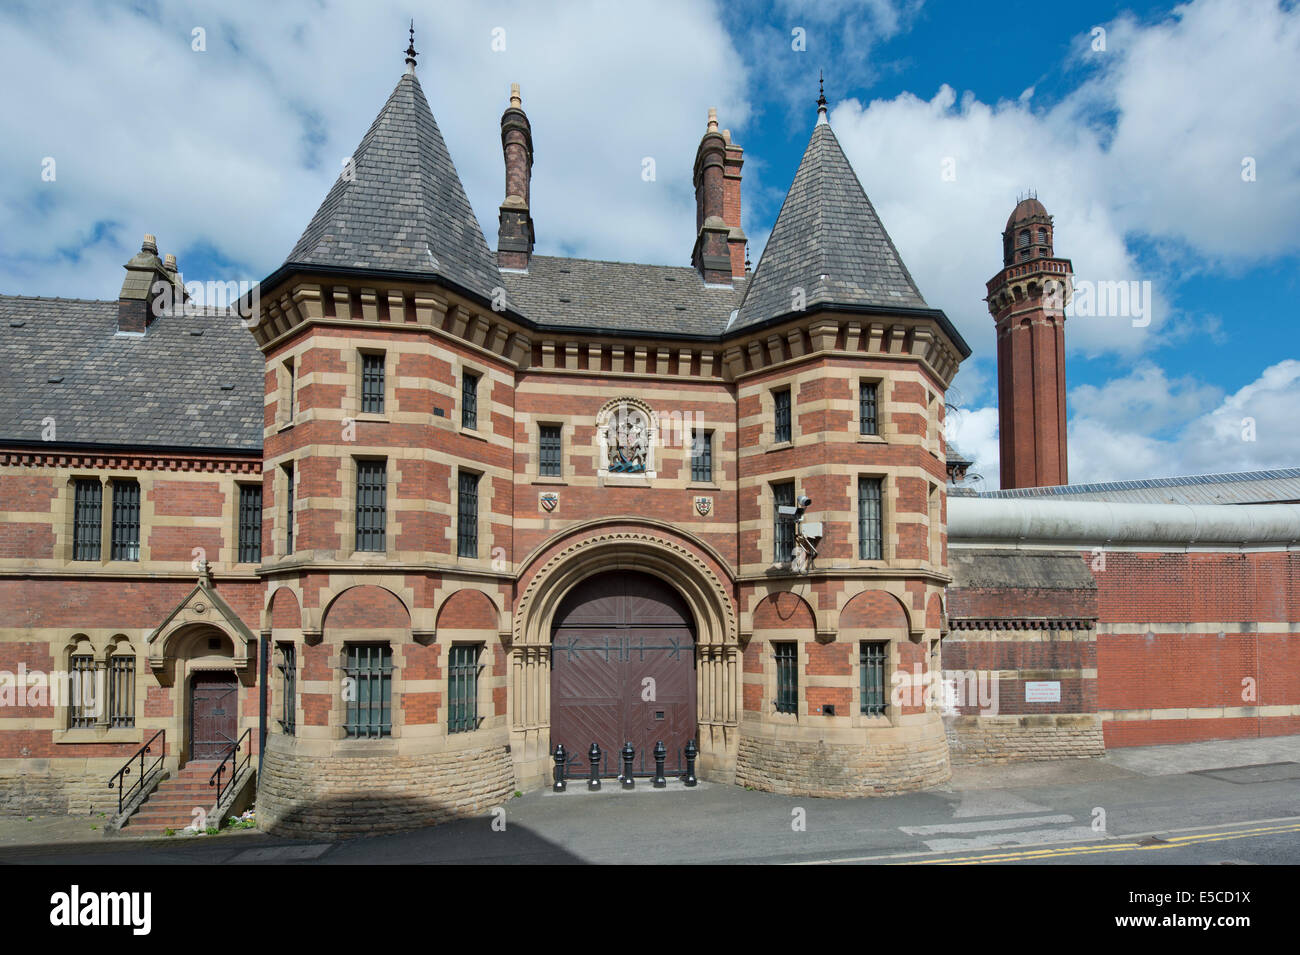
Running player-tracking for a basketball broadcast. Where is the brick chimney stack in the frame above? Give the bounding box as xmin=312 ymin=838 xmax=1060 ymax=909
xmin=986 ymin=195 xmax=1073 ymax=489
xmin=497 ymin=82 xmax=535 ymax=270
xmin=692 ymin=109 xmax=745 ymax=285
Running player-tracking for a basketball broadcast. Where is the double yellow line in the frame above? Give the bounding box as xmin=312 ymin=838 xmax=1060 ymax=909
xmin=902 ymin=820 xmax=1300 ymax=865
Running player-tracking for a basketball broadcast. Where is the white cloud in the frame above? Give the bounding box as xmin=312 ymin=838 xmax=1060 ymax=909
xmin=953 ymin=359 xmax=1300 ymax=489
xmin=826 ymin=0 xmax=1300 ymax=362
xmin=0 ymin=0 xmax=751 ymax=298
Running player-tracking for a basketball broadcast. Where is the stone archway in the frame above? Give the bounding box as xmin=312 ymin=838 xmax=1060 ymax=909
xmin=510 ymin=528 xmax=739 ymax=788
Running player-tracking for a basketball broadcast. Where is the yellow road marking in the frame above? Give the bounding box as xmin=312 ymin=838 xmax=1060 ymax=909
xmin=901 ymin=821 xmax=1300 ymax=865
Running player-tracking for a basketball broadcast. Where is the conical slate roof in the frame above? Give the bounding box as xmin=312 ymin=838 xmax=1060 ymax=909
xmin=285 ymin=71 xmax=501 ymax=301
xmin=733 ymin=121 xmax=926 ymax=330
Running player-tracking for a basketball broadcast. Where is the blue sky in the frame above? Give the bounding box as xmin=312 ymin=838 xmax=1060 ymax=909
xmin=2 ymin=0 xmax=1297 ymax=487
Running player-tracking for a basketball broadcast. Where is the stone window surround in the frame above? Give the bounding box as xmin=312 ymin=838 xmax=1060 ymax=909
xmin=683 ymin=428 xmax=718 ymax=487
xmin=764 ymin=637 xmax=800 ymax=725
xmin=534 ymin=420 xmax=566 ymax=483
xmin=857 ymin=374 xmax=889 ymax=441
xmin=852 ymin=636 xmax=898 ymax=727
xmin=277 ymin=354 xmax=298 ymax=430
xmin=234 ymin=480 xmax=263 ymax=566
xmin=454 ymin=357 xmax=488 ymax=438
xmin=61 ymin=474 xmax=152 ymax=566
xmin=857 ymin=470 xmax=893 ymax=564
xmin=768 ymin=382 xmax=794 ymax=447
xmin=279 ymin=461 xmax=296 ymax=558
xmin=342 ymin=454 xmax=394 ymax=559
xmin=352 ymin=346 xmax=393 ymax=421
xmin=52 ymin=633 xmax=143 ymax=745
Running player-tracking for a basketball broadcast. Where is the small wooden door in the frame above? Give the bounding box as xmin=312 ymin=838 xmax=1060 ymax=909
xmin=190 ymin=673 xmax=238 ymax=760
xmin=551 ymin=571 xmax=696 ymax=777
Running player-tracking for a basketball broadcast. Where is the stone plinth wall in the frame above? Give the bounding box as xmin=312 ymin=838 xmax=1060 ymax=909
xmin=735 ymin=717 xmax=950 ymax=797
xmin=0 ymin=759 xmax=125 ymax=816
xmin=945 ymin=713 xmax=1104 ymax=763
xmin=257 ymin=737 xmax=515 ymax=838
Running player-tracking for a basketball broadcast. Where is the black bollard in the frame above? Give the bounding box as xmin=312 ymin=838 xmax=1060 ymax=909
xmin=552 ymin=743 xmax=567 ymax=792
xmin=588 ymin=742 xmax=602 ymax=790
xmin=683 ymin=739 xmax=698 ymax=787
xmin=621 ymin=742 xmax=635 ymax=789
xmin=653 ymin=740 xmax=667 ymax=788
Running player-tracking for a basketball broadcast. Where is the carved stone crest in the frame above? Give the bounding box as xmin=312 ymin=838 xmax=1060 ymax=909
xmin=539 ymin=492 xmax=558 ymax=513
xmin=596 ymin=398 xmax=658 ymax=479
xmin=694 ymin=496 xmax=713 ymax=517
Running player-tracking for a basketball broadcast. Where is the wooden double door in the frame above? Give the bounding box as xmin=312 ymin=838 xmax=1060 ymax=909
xmin=550 ymin=571 xmax=697 ymax=777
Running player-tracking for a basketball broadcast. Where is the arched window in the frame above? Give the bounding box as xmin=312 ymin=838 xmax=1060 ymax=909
xmin=66 ymin=636 xmax=97 ymax=729
xmin=1018 ymin=230 xmax=1030 ymax=247
xmin=106 ymin=638 xmax=136 ymax=729
xmin=1037 ymin=227 xmax=1047 ymax=245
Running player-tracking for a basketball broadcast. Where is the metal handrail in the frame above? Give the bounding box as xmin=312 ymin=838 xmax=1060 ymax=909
xmin=208 ymin=727 xmax=251 ymax=805
xmin=107 ymin=729 xmax=165 ymax=813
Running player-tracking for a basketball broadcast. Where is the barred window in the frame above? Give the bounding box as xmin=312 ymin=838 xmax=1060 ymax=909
xmin=108 ymin=653 xmax=135 ymax=728
xmin=73 ymin=479 xmax=102 ymax=561
xmin=238 ymin=484 xmax=262 ymax=563
xmin=859 ymin=476 xmax=883 ymax=560
xmin=861 ymin=641 xmax=887 ymax=716
xmin=361 ymin=352 xmax=385 ymax=414
xmin=448 ymin=644 xmax=482 ymax=734
xmin=774 ymin=387 xmax=792 ymax=443
xmin=285 ymin=359 xmax=295 ymax=420
xmin=68 ymin=654 xmax=97 ymax=729
xmin=773 ymin=481 xmax=795 ymax=564
xmin=462 ymin=370 xmax=479 ymax=429
xmin=355 ymin=459 xmax=386 ymax=552
xmin=539 ymin=425 xmax=562 ymax=477
xmin=343 ymin=644 xmax=392 ymax=738
xmin=284 ymin=463 xmax=295 ymax=555
xmin=457 ymin=470 xmax=479 ymax=558
xmin=859 ymin=381 xmax=878 ymax=436
xmin=277 ymin=643 xmax=296 ymax=736
xmin=110 ymin=480 xmax=140 ymax=562
xmin=691 ymin=430 xmax=713 ymax=483
xmin=774 ymin=642 xmax=798 ymax=715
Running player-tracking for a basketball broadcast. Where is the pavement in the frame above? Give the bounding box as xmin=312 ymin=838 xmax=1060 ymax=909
xmin=1 ymin=736 xmax=1297 ymax=864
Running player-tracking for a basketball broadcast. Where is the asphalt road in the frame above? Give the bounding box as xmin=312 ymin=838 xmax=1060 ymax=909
xmin=2 ymin=742 xmax=1298 ymax=865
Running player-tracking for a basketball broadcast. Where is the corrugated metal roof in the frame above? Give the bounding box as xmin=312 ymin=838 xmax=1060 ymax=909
xmin=978 ymin=468 xmax=1300 ymax=505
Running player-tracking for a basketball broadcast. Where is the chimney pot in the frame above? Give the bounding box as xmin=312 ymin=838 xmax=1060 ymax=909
xmin=142 ymin=234 xmax=158 ymax=254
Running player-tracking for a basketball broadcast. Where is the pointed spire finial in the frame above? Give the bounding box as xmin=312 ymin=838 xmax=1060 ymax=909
xmin=745 ymin=242 xmax=752 ymax=273
xmin=816 ymin=70 xmax=829 ymax=125
xmin=405 ymin=20 xmax=418 ymax=73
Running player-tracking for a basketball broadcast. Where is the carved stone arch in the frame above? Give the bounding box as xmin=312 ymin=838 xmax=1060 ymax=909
xmin=514 ymin=529 xmax=737 ymax=648
xmin=508 ymin=525 xmax=740 ymax=790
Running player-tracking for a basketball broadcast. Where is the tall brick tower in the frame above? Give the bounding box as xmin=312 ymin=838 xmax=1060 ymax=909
xmin=986 ymin=195 xmax=1072 ymax=489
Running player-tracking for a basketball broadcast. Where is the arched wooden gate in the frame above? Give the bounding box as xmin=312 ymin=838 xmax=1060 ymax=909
xmin=550 ymin=571 xmax=697 ymax=777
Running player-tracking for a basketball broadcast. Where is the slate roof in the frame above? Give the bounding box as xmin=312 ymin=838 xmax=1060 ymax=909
xmin=501 ymin=255 xmax=746 ymax=337
xmin=0 ymin=296 xmax=263 ymax=452
xmin=978 ymin=468 xmax=1300 ymax=505
xmin=285 ymin=71 xmax=502 ymax=302
xmin=733 ymin=121 xmax=928 ymax=331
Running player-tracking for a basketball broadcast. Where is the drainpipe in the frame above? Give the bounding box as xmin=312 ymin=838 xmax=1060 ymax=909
xmin=258 ymin=629 xmax=270 ymax=779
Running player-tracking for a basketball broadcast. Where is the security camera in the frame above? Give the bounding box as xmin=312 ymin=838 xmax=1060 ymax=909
xmin=778 ymin=505 xmax=801 ymax=518
xmin=797 ymin=495 xmax=812 ymax=509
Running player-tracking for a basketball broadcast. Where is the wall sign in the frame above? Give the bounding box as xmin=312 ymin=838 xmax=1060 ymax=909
xmin=1024 ymin=681 xmax=1061 ymax=703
